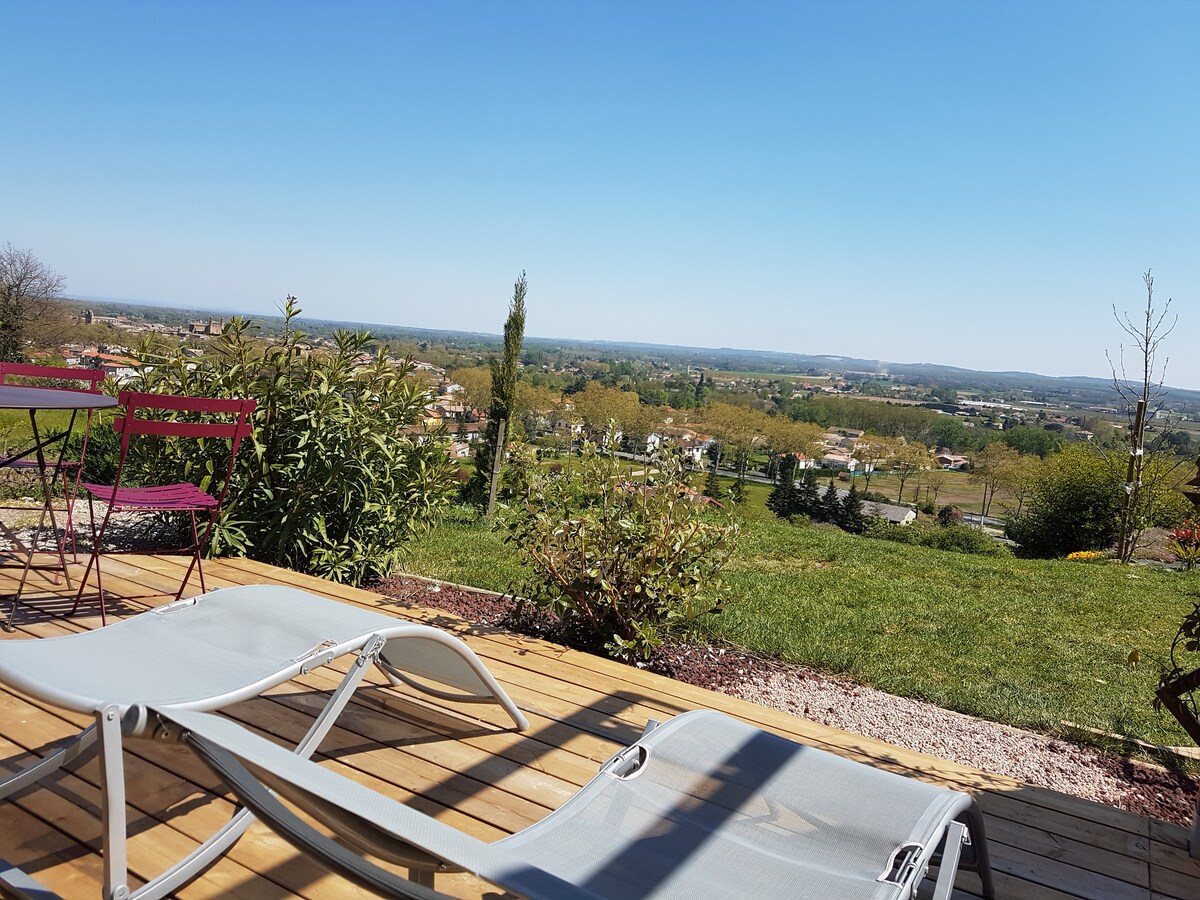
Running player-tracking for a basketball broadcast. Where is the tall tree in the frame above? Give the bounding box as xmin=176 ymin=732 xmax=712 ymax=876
xmin=839 ymin=480 xmax=866 ymax=533
xmin=766 ymin=454 xmax=798 ymax=518
xmin=891 ymin=440 xmax=929 ymax=504
xmin=570 ymin=381 xmax=645 ymax=440
xmin=923 ymin=467 xmax=948 ymax=508
xmin=970 ymin=442 xmax=1019 ymax=523
xmin=702 ymin=455 xmax=724 ymax=500
xmin=470 ymin=272 xmax=527 ymax=513
xmin=794 ymin=467 xmax=820 ymax=517
xmin=853 ymin=434 xmax=898 ymax=495
xmin=0 ymin=244 xmax=64 ymax=362
xmin=819 ymin=478 xmax=841 ymax=523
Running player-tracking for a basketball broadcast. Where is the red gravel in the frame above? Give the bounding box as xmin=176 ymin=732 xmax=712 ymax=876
xmin=373 ymin=574 xmax=1199 ymax=827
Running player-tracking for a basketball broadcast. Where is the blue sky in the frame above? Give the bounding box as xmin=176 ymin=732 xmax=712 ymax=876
xmin=4 ymin=2 xmax=1198 ymax=386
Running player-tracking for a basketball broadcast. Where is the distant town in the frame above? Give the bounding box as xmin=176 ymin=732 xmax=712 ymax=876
xmin=49 ymin=296 xmax=1200 ymax=477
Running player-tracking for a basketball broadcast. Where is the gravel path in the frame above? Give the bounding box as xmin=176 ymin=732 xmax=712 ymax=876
xmin=375 ymin=574 xmax=1199 ymax=827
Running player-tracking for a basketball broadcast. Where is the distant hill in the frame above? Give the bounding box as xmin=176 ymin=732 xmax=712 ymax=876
xmin=61 ymin=296 xmax=1200 ymax=414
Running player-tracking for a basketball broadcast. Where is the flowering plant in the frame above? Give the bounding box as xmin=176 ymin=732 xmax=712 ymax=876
xmin=1065 ymin=550 xmax=1106 ymax=562
xmin=1168 ymin=520 xmax=1200 ymax=571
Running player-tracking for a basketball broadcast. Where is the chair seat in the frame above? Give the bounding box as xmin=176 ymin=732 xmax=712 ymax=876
xmin=81 ymin=480 xmax=218 ymax=510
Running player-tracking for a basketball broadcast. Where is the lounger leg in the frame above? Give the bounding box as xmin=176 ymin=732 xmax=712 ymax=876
xmin=408 ymin=868 xmax=435 ymax=889
xmin=0 ymin=724 xmax=99 ymax=801
xmin=111 ymin=641 xmax=389 ymax=900
xmin=125 ymin=811 xmax=258 ymax=900
xmin=0 ymin=859 xmax=64 ymax=899
xmin=931 ymin=820 xmax=966 ymax=900
xmin=295 ymin=635 xmax=387 ymax=756
xmin=97 ymin=705 xmax=130 ymax=900
xmin=964 ymin=802 xmax=995 ymax=900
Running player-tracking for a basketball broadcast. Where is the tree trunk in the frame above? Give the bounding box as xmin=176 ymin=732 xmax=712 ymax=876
xmin=485 ymin=418 xmax=507 ymax=517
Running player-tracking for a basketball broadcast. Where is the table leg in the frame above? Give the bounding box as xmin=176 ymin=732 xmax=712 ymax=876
xmin=3 ymin=410 xmax=78 ymax=630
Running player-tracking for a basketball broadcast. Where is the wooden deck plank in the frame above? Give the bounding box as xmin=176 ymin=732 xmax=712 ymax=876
xmin=0 ymin=553 xmax=1197 ymax=899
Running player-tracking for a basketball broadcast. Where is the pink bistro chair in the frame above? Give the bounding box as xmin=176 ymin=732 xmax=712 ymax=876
xmin=0 ymin=363 xmax=106 ymax=563
xmin=72 ymin=391 xmax=256 ymax=624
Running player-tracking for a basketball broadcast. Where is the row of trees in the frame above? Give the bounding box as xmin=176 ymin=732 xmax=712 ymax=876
xmin=766 ymin=462 xmax=867 ymax=533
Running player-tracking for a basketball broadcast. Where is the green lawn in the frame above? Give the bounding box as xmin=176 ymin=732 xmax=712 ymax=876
xmin=399 ymin=499 xmax=1199 ymax=750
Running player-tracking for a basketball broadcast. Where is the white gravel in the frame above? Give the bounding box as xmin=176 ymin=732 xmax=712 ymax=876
xmin=732 ymin=662 xmax=1195 ymax=819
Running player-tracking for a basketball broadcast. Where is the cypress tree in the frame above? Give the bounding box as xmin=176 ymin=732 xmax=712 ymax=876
xmin=793 ymin=467 xmax=819 ymax=518
xmin=766 ymin=455 xmax=797 ymax=519
xmin=839 ymin=480 xmax=866 ymax=533
xmin=702 ymin=442 xmax=724 ymax=499
xmin=819 ymin=478 xmax=841 ymax=523
xmin=468 ymin=272 xmax=527 ymax=510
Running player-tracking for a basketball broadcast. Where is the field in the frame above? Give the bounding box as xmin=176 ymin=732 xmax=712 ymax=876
xmin=853 ymin=469 xmax=988 ymax=511
xmin=398 ymin=498 xmax=1200 ymax=751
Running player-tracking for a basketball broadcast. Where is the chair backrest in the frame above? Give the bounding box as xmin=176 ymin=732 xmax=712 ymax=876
xmin=113 ymin=392 xmax=257 ymax=441
xmin=0 ymin=362 xmax=104 ymax=394
xmin=111 ymin=392 xmax=257 ymax=503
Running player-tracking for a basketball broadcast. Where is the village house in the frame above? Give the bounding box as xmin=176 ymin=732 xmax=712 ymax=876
xmin=81 ymin=350 xmax=139 ymax=382
xmin=820 ymin=449 xmax=859 ymax=471
xmin=934 ymin=451 xmax=970 ymax=471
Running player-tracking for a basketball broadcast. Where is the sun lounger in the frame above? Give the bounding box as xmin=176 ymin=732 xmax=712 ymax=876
xmin=0 ymin=584 xmax=527 ymax=900
xmin=133 ymin=705 xmax=995 ymax=900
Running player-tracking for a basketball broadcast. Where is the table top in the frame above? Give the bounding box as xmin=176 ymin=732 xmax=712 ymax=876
xmin=0 ymin=385 xmax=119 ymax=411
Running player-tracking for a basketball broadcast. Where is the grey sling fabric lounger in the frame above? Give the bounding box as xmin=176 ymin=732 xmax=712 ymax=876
xmin=0 ymin=584 xmax=527 ymax=900
xmin=134 ymin=706 xmax=996 ymax=900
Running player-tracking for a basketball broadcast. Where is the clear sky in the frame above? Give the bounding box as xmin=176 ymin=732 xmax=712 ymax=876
xmin=4 ymin=2 xmax=1198 ymax=386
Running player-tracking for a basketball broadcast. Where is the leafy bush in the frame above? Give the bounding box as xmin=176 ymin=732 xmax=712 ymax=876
xmin=500 ymin=435 xmax=739 ymax=662
xmin=863 ymin=518 xmax=1009 ymax=557
xmin=937 ymin=503 xmax=964 ymax=525
xmin=117 ymin=300 xmax=457 ymax=582
xmin=1005 ymin=444 xmax=1122 ymax=557
xmin=862 ymin=518 xmax=919 ymax=544
xmin=922 ymin=524 xmax=1009 ymax=556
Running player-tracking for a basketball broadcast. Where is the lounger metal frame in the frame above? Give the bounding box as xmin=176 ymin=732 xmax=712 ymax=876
xmin=0 ymin=585 xmax=527 ymax=900
xmin=135 ymin=706 xmax=996 ymax=900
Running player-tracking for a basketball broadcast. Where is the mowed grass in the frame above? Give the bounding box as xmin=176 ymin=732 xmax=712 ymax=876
xmin=713 ymin=522 xmax=1190 ymax=746
xmin=400 ymin=498 xmax=1199 ymax=749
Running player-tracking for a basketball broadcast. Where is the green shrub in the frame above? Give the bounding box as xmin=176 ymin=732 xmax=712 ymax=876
xmin=500 ymin=435 xmax=739 ymax=662
xmin=1005 ymin=444 xmax=1122 ymax=557
xmin=117 ymin=299 xmax=457 ymax=583
xmin=921 ymin=524 xmax=1009 ymax=556
xmin=863 ymin=518 xmax=1008 ymax=557
xmin=863 ymin=518 xmax=918 ymax=544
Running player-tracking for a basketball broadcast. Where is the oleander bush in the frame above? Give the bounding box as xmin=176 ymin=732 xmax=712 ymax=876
xmin=112 ymin=298 xmax=457 ymax=582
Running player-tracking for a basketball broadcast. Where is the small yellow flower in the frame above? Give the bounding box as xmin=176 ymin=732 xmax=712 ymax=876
xmin=1065 ymin=550 xmax=1106 ymax=562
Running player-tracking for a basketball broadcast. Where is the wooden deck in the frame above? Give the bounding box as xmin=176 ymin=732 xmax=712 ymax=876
xmin=0 ymin=552 xmax=1197 ymax=899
